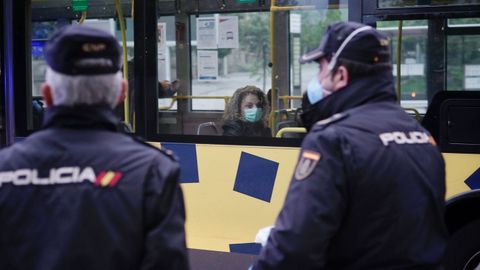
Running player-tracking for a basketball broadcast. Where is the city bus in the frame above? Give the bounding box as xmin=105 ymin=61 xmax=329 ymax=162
xmin=2 ymin=0 xmax=480 ymax=269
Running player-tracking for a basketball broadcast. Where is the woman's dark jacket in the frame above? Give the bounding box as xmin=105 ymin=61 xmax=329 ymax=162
xmin=222 ymin=120 xmax=271 ymax=137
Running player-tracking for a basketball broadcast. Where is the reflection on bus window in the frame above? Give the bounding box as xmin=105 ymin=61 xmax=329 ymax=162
xmin=190 ymin=13 xmax=271 ymax=111
xmin=447 ymin=19 xmax=480 ymax=91
xmin=378 ymin=19 xmax=480 ymax=116
xmin=31 ymin=15 xmax=134 ymax=129
xmin=290 ymin=8 xmax=348 ymax=109
xmin=157 ymin=16 xmax=178 ymax=111
xmin=377 ymin=20 xmax=428 ymax=114
xmin=32 ymin=21 xmax=69 ymax=98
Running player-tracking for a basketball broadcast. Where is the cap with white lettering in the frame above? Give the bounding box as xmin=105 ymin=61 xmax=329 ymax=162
xmin=44 ymin=25 xmax=122 ymax=75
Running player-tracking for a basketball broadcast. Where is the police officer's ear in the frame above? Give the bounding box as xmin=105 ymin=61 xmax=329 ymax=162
xmin=332 ymin=65 xmax=349 ymax=91
xmin=117 ymin=79 xmax=128 ymax=105
xmin=41 ymin=83 xmax=54 ymax=107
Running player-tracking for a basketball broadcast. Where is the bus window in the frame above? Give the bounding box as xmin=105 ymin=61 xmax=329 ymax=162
xmin=289 ymin=7 xmax=348 ymax=109
xmin=447 ymin=18 xmax=480 ymax=91
xmin=32 ymin=22 xmax=65 ymax=98
xmin=30 ymin=1 xmax=134 ymax=131
xmin=189 ymin=13 xmax=271 ymax=111
xmin=153 ymin=12 xmax=275 ymax=138
xmin=157 ymin=16 xmax=177 ymax=111
xmin=377 ymin=20 xmax=428 ymax=114
xmin=31 ymin=21 xmax=68 ymax=129
xmin=153 ymin=2 xmax=352 ymax=139
xmin=375 ymin=18 xmax=480 ymax=115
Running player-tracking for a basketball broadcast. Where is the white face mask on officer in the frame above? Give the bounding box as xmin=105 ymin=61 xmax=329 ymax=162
xmin=306 ymin=76 xmax=324 ymax=104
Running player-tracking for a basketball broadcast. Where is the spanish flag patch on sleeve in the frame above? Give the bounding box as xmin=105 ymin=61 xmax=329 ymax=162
xmin=294 ymin=150 xmax=321 ymax=180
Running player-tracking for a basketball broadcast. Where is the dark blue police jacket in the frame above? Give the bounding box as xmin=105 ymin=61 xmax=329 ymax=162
xmin=254 ymin=71 xmax=448 ymax=270
xmin=0 ymin=105 xmax=189 ymax=270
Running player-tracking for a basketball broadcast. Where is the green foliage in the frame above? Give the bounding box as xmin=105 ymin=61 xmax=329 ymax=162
xmin=381 ymin=18 xmax=480 ymax=95
xmin=218 ymin=49 xmax=232 ymax=59
xmin=449 ymin=18 xmax=480 ymax=25
xmin=238 ymin=13 xmax=271 ymax=78
xmin=401 ymin=77 xmax=426 ymax=96
xmin=236 ymin=8 xmax=346 ymax=81
xmin=236 ymin=9 xmax=480 ymax=96
xmin=299 ymin=9 xmax=344 ymax=54
xmin=378 ymin=0 xmax=416 ymax=8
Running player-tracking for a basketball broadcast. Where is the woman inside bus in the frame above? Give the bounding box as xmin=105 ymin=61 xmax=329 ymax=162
xmin=222 ymin=85 xmax=271 ymax=137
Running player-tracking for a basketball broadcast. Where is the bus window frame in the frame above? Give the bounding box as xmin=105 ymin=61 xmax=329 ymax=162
xmin=377 ymin=0 xmax=480 ymax=9
xmin=363 ymin=0 xmax=480 ymax=21
xmin=32 ymin=2 xmax=132 ymax=21
xmin=6 ymin=0 xmax=32 ymax=141
xmin=360 ymin=0 xmax=480 ymax=104
xmin=8 ymin=1 xmax=135 ymax=142
xmin=136 ymin=0 xmax=304 ymax=147
xmin=7 ymin=0 xmax=349 ymax=148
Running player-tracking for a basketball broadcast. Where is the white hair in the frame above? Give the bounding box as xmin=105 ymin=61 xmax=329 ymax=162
xmin=45 ymin=67 xmax=122 ymax=108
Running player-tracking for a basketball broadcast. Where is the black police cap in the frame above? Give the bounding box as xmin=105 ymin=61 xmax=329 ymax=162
xmin=300 ymin=21 xmax=390 ymax=65
xmin=44 ymin=25 xmax=122 ymax=75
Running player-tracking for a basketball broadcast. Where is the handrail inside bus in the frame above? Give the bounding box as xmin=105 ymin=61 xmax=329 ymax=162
xmin=158 ymin=96 xmax=303 ymax=116
xmin=278 ymin=95 xmax=302 ymax=108
xmin=396 ymin=20 xmax=403 ymax=101
xmin=402 ymin=107 xmax=421 ymax=122
xmin=76 ymin=2 xmax=130 ymax=128
xmin=269 ymin=0 xmax=278 ymax=136
xmin=269 ymin=1 xmax=316 ymax=136
xmin=114 ymin=0 xmax=129 ymax=126
xmin=275 ymin=127 xmax=307 ymax=138
xmin=78 ymin=11 xmax=87 ymax=24
xmin=270 ymin=5 xmax=316 ymax=11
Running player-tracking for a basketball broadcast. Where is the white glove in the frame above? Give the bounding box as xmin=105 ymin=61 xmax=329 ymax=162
xmin=255 ymin=225 xmax=274 ymax=247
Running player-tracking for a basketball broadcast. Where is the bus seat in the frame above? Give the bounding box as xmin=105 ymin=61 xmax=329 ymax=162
xmin=197 ymin=122 xmax=221 ymax=135
xmin=276 ymin=120 xmax=298 ymax=130
xmin=443 ymin=189 xmax=480 ymax=270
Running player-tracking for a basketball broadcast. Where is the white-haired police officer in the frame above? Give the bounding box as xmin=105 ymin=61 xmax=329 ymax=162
xmin=253 ymin=22 xmax=448 ymax=270
xmin=0 ymin=25 xmax=188 ymax=270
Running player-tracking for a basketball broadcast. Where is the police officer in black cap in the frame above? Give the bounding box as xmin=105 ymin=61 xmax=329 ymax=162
xmin=0 ymin=25 xmax=188 ymax=269
xmin=252 ymin=22 xmax=448 ymax=269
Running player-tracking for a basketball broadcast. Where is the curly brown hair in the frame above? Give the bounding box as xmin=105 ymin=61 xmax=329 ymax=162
xmin=223 ymin=85 xmax=270 ymax=124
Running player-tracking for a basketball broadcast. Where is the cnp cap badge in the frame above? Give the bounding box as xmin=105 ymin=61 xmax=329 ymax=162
xmin=294 ymin=150 xmax=321 ymax=180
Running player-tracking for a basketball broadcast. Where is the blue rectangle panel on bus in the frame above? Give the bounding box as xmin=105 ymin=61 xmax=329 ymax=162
xmin=162 ymin=143 xmax=199 ymax=183
xmin=233 ymin=152 xmax=278 ymax=202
